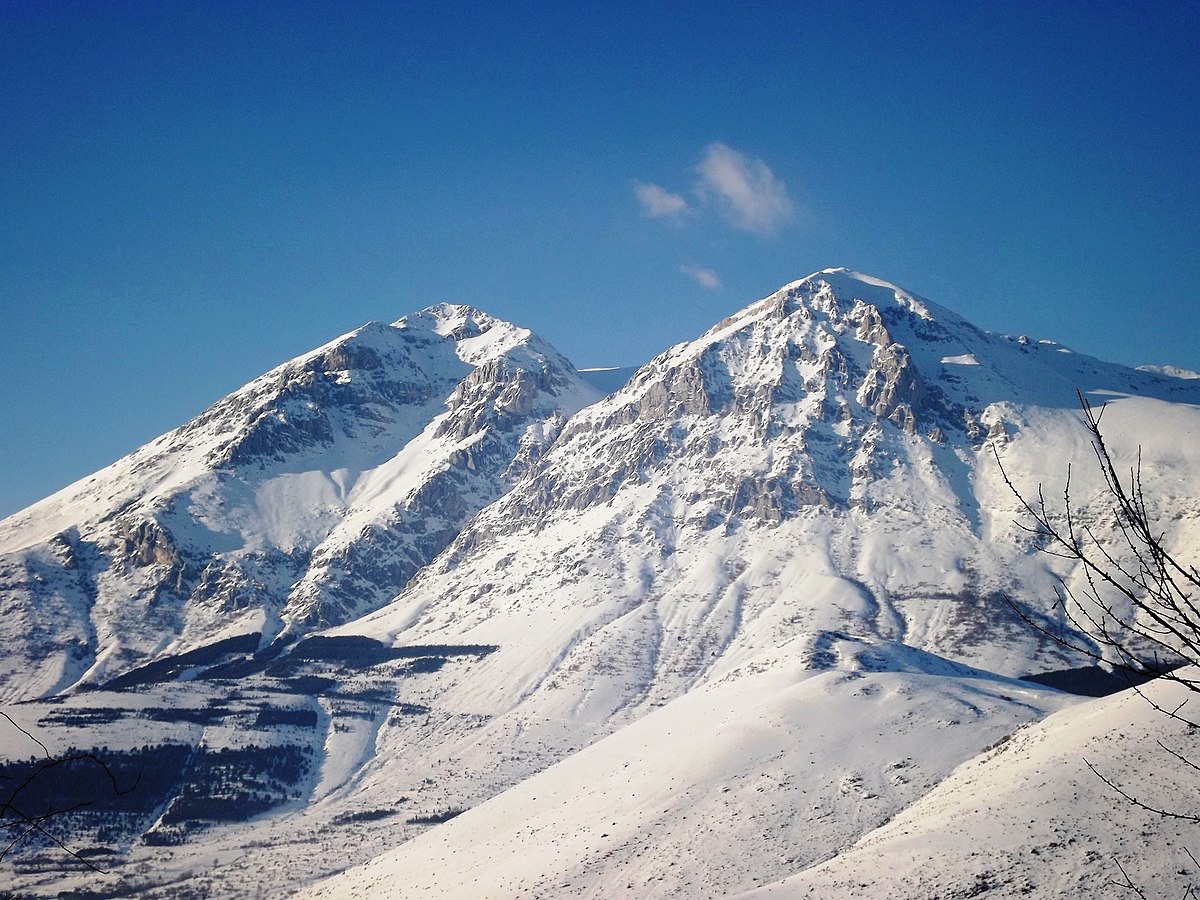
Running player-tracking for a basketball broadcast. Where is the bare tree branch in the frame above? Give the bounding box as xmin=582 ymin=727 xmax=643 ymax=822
xmin=1110 ymin=854 xmax=1150 ymax=898
xmin=999 ymin=392 xmax=1200 ymax=896
xmin=0 ymin=719 xmax=138 ymax=876
xmin=994 ymin=392 xmax=1200 ymax=694
xmin=1084 ymin=758 xmax=1200 ymax=824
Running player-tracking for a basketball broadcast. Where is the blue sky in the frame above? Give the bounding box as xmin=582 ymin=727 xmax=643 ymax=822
xmin=2 ymin=1 xmax=1198 ymax=516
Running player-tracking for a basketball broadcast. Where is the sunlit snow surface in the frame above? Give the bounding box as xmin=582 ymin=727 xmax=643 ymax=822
xmin=298 ymin=636 xmax=1074 ymax=899
xmin=740 ymin=669 xmax=1200 ymax=899
xmin=0 ymin=304 xmax=602 ymax=700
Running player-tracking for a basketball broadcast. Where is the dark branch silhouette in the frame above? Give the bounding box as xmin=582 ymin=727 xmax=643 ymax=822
xmin=0 ymin=711 xmax=138 ymax=876
xmin=995 ymin=392 xmax=1200 ymax=695
xmin=997 ymin=391 xmax=1200 ymax=877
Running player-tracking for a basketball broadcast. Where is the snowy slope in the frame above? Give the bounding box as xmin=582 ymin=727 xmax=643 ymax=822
xmin=0 ymin=304 xmax=600 ymax=700
xmin=298 ymin=635 xmax=1075 ymax=899
xmin=283 ymin=269 xmax=1200 ymax=900
xmin=739 ymin=667 xmax=1200 ymax=899
xmin=336 ymin=269 xmax=1200 ymax=717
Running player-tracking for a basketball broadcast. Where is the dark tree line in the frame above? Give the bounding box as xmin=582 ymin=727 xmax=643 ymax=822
xmin=0 ymin=711 xmax=137 ymax=877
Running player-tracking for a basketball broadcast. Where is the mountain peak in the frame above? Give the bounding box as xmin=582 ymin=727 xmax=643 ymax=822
xmin=779 ymin=267 xmax=936 ymax=321
xmin=393 ymin=302 xmax=500 ymax=338
xmin=5 ymin=271 xmax=1200 ymax=899
xmin=391 ymin=303 xmax=551 ymax=368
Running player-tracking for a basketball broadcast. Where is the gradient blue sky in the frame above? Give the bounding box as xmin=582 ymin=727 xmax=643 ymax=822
xmin=2 ymin=1 xmax=1198 ymax=516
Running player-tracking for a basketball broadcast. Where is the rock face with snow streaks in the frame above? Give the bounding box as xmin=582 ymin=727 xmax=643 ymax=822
xmin=289 ymin=269 xmax=1200 ymax=899
xmin=0 ymin=304 xmax=599 ymax=699
xmin=353 ymin=270 xmax=1200 ymax=728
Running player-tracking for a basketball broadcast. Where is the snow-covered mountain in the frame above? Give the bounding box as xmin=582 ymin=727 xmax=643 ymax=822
xmin=3 ymin=269 xmax=1199 ymax=898
xmin=283 ymin=268 xmax=1200 ymax=897
xmin=340 ymin=268 xmax=1200 ymax=702
xmin=0 ymin=304 xmax=601 ymax=700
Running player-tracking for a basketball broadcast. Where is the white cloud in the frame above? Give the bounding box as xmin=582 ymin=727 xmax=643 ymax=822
xmin=681 ymin=265 xmax=721 ymax=290
xmin=634 ymin=181 xmax=690 ymax=219
xmin=695 ymin=142 xmax=795 ymax=235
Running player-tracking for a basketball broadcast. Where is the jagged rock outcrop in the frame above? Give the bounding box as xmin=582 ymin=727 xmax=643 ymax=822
xmin=377 ymin=269 xmax=1200 ymax=708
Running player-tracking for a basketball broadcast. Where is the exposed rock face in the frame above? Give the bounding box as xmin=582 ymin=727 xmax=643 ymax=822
xmin=499 ymin=271 xmax=982 ymax=524
xmin=278 ymin=321 xmax=592 ymax=632
xmin=0 ymin=305 xmax=600 ymax=696
xmin=116 ymin=517 xmax=184 ymax=571
xmin=383 ymin=269 xmax=1200 ymax=716
xmin=198 ymin=322 xmax=455 ymax=470
xmin=858 ymin=342 xmax=924 ymax=428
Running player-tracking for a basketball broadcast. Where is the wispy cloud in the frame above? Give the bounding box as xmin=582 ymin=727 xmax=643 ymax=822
xmin=634 ymin=181 xmax=690 ymax=220
xmin=695 ymin=142 xmax=795 ymax=235
xmin=681 ymin=265 xmax=721 ymax=290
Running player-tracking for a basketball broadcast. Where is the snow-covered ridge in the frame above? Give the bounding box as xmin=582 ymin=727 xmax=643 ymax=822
xmin=1139 ymin=362 xmax=1200 ymax=380
xmin=739 ymin=668 xmax=1200 ymax=898
xmin=298 ymin=633 xmax=1075 ymax=899
xmin=4 ymin=270 xmax=1200 ymax=898
xmin=293 ymin=271 xmax=1200 ymax=897
xmin=0 ymin=305 xmax=601 ymax=699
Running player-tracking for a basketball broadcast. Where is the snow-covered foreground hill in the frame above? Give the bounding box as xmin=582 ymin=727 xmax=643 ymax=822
xmin=2 ymin=269 xmax=1199 ymax=898
xmin=297 ymin=635 xmax=1076 ymax=899
xmin=739 ymin=668 xmax=1200 ymax=899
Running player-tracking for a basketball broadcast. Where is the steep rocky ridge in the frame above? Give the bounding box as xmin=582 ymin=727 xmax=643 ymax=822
xmin=357 ymin=270 xmax=1200 ymax=682
xmin=0 ymin=304 xmax=600 ymax=700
